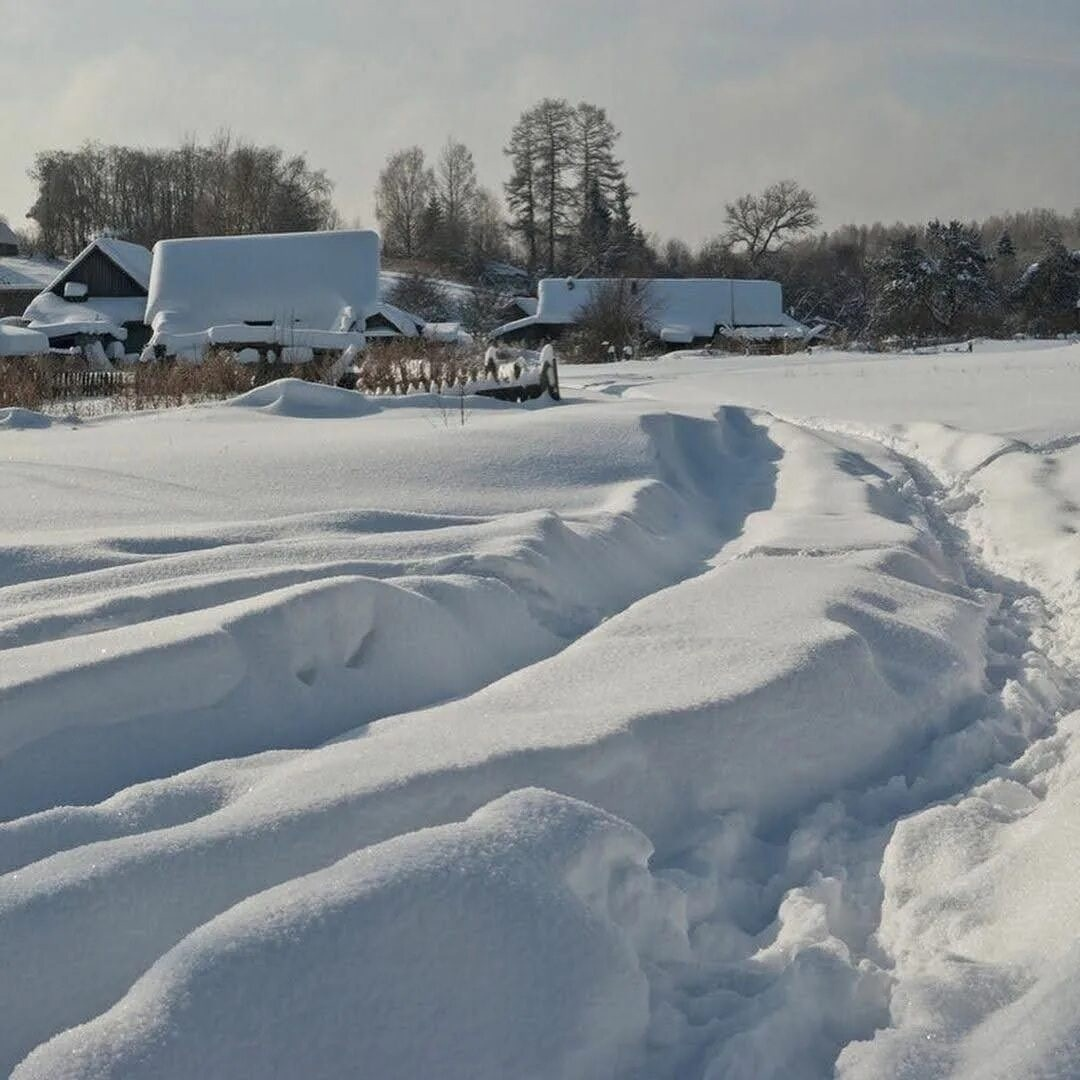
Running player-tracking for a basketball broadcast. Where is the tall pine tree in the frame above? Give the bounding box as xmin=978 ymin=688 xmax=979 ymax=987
xmin=505 ymin=99 xmax=635 ymax=275
xmin=504 ymin=113 xmax=540 ymax=271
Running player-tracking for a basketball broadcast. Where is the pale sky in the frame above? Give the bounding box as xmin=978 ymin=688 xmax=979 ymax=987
xmin=2 ymin=0 xmax=1078 ymax=244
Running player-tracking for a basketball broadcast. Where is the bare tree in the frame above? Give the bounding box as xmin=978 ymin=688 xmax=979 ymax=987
xmin=374 ymin=147 xmax=435 ymax=257
xmin=27 ymin=135 xmax=336 ymax=254
xmin=384 ymin=272 xmax=454 ymax=322
xmin=466 ymin=187 xmax=509 ymax=272
xmin=565 ymin=279 xmax=657 ymax=361
xmin=724 ymin=180 xmax=820 ymax=266
xmin=436 ymin=139 xmax=479 ymax=258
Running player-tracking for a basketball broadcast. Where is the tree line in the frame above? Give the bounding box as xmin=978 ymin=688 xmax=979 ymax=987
xmin=26 ymin=133 xmax=337 ymax=255
xmin=17 ymin=103 xmax=1080 ymax=339
xmin=764 ymin=209 xmax=1080 ymax=339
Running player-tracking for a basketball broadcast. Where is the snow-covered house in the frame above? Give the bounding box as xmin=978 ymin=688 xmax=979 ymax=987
xmin=490 ymin=277 xmax=810 ymax=347
xmin=23 ymin=237 xmax=152 ymax=357
xmin=145 ymin=230 xmax=420 ymax=362
xmin=0 ymin=227 xmax=66 ymax=318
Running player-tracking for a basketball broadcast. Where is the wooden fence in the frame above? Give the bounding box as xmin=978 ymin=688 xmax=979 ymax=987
xmin=32 ymin=369 xmax=128 ymax=400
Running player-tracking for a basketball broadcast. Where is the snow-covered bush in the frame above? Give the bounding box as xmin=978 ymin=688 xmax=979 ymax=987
xmin=561 ymin=279 xmax=657 ymax=363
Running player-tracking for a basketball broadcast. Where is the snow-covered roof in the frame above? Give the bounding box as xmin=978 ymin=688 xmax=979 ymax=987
xmin=0 ymin=254 xmax=66 ymax=291
xmin=0 ymin=323 xmax=49 ymax=356
xmin=491 ymin=277 xmax=807 ymax=341
xmin=24 ymin=291 xmax=146 ymax=341
xmin=718 ymin=318 xmax=813 ymax=342
xmin=93 ymin=237 xmax=153 ymax=289
xmin=508 ymin=296 xmax=538 ymax=317
xmin=148 ymin=231 xmax=380 ymax=347
xmin=371 ymin=301 xmax=422 ymax=338
xmin=38 ymin=236 xmax=153 ymax=296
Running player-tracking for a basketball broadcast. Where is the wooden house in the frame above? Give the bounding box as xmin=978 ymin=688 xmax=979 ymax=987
xmin=24 ymin=237 xmax=152 ymax=356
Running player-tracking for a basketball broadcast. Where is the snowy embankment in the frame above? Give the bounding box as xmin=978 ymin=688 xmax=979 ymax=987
xmin=3 ymin=345 xmax=1080 ymax=1077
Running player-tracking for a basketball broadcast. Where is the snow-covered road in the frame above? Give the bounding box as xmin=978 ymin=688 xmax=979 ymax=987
xmin=4 ymin=341 xmax=1080 ymax=1078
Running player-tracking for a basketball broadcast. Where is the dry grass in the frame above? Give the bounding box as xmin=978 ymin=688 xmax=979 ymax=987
xmin=0 ymin=350 xmax=346 ymax=415
xmin=0 ymin=355 xmax=93 ymax=411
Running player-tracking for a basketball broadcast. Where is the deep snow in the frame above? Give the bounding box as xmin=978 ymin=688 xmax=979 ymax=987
xmin=4 ymin=341 xmax=1080 ymax=1078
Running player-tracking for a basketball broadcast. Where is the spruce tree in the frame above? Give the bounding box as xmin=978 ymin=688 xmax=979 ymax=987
xmin=869 ymin=232 xmax=934 ymax=337
xmin=925 ymin=220 xmax=998 ymax=332
xmin=577 ymin=176 xmax=613 ymax=273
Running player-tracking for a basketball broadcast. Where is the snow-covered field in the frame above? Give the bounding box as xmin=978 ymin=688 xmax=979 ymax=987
xmin=4 ymin=340 xmax=1080 ymax=1078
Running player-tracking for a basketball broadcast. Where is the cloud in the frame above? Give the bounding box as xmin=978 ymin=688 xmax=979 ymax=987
xmin=1 ymin=0 xmax=1077 ymax=240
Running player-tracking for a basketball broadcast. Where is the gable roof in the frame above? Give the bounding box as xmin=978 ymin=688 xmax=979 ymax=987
xmin=93 ymin=237 xmax=153 ymax=289
xmin=41 ymin=236 xmax=153 ymax=296
xmin=0 ymin=221 xmax=19 ymax=250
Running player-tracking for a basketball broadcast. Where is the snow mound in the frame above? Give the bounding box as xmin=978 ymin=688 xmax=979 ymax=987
xmin=13 ymin=789 xmax=676 ymax=1080
xmin=228 ymin=379 xmax=380 ymax=418
xmin=0 ymin=324 xmax=49 ymax=357
xmin=0 ymin=408 xmax=51 ymax=430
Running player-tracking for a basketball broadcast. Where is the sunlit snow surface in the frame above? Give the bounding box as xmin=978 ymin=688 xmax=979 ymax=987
xmin=4 ymin=340 xmax=1080 ymax=1078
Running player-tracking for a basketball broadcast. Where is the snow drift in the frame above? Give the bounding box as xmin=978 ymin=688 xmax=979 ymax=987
xmin=5 ymin=342 xmax=1080 ymax=1077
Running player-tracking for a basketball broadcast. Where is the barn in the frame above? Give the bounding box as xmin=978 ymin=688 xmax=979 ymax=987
xmin=490 ymin=277 xmax=811 ymax=348
xmin=23 ymin=237 xmax=152 ymax=357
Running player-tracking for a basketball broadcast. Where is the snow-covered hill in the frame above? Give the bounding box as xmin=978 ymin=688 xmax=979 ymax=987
xmin=4 ymin=341 xmax=1080 ymax=1078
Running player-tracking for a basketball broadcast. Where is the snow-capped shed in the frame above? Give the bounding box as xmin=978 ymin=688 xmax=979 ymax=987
xmin=490 ymin=277 xmax=810 ymax=347
xmin=23 ymin=237 xmax=153 ymax=355
xmin=145 ymin=230 xmax=418 ymax=361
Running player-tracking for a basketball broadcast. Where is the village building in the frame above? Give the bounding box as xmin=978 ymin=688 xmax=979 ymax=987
xmin=144 ymin=230 xmax=424 ymax=362
xmin=496 ymin=295 xmax=539 ymax=324
xmin=490 ymin=277 xmax=812 ymax=348
xmin=0 ymin=221 xmax=67 ymax=319
xmin=23 ymin=237 xmax=152 ymax=358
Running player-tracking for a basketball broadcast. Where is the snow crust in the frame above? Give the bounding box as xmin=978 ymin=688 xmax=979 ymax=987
xmin=5 ymin=340 xmax=1080 ymax=1077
